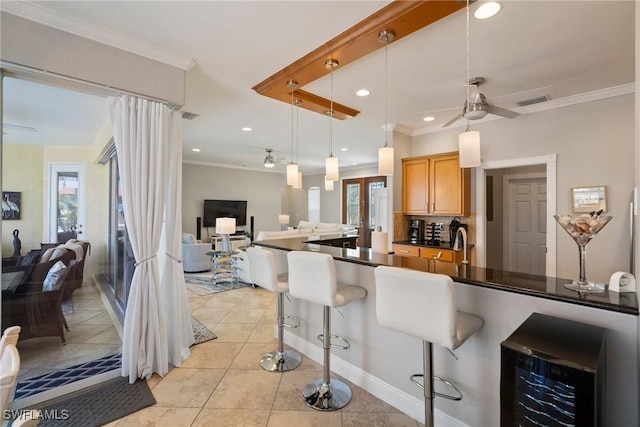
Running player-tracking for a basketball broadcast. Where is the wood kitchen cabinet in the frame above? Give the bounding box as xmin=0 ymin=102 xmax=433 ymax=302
xmin=391 ymin=243 xmax=465 ymax=263
xmin=402 ymin=152 xmax=470 ymax=216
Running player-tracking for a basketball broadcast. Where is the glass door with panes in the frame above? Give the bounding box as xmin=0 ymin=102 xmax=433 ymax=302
xmin=342 ymin=176 xmax=386 ymax=248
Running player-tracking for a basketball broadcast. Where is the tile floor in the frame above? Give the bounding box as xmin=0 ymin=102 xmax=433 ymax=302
xmin=16 ymin=281 xmax=121 ymax=383
xmin=105 ymin=284 xmax=423 ymax=427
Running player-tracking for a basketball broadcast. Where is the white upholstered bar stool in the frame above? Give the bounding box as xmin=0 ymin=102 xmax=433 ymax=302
xmin=287 ymin=251 xmax=367 ymax=411
xmin=374 ymin=266 xmax=483 ymax=427
xmin=246 ymin=246 xmax=301 ymax=372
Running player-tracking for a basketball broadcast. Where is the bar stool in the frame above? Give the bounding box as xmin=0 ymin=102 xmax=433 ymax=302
xmin=374 ymin=266 xmax=483 ymax=427
xmin=246 ymin=246 xmax=301 ymax=372
xmin=287 ymin=251 xmax=367 ymax=411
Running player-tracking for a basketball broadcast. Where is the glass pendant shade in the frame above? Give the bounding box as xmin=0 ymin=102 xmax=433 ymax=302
xmin=378 ymin=145 xmax=394 ymax=175
xmin=325 ymin=155 xmax=339 ymax=181
xmin=324 ymin=176 xmax=334 ymax=191
xmin=292 ymin=171 xmax=302 ymax=189
xmin=458 ymin=130 xmax=481 ymax=168
xmin=286 ymin=163 xmax=298 ymax=186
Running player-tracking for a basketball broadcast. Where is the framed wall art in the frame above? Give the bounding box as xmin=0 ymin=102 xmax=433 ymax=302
xmin=571 ymin=186 xmax=607 ymax=213
xmin=2 ymin=191 xmax=21 ymax=220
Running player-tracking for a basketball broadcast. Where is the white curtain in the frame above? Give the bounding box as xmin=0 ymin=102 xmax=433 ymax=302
xmin=159 ymin=112 xmax=194 ymax=364
xmin=109 ymin=95 xmax=169 ymax=383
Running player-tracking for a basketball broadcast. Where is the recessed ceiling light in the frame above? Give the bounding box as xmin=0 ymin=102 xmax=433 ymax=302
xmin=242 ymin=127 xmax=252 ymax=132
xmin=351 ymin=162 xmax=358 ymax=166
xmin=192 ymin=148 xmax=201 ymax=152
xmin=356 ymin=89 xmax=370 ymax=97
xmin=423 ymin=116 xmax=435 ymax=122
xmin=340 ymin=147 xmax=348 ymax=151
xmin=474 ymin=2 xmax=501 ymax=20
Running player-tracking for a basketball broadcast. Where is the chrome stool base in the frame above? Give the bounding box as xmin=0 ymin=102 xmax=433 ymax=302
xmin=260 ymin=349 xmax=302 ymax=372
xmin=302 ymin=378 xmax=352 ymax=411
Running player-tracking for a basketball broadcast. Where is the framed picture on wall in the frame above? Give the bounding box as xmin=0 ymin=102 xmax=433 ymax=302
xmin=2 ymin=191 xmax=21 ymax=220
xmin=572 ymin=186 xmax=607 ymax=213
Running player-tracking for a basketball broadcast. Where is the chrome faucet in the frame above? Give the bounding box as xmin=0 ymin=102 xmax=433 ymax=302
xmin=453 ymin=227 xmax=469 ymax=264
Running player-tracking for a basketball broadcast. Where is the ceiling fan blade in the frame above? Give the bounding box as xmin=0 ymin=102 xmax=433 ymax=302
xmin=487 ymin=105 xmax=520 ymax=119
xmin=442 ymin=112 xmax=464 ymax=128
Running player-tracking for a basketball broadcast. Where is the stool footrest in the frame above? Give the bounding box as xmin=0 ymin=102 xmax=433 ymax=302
xmin=410 ymin=374 xmax=463 ymax=401
xmin=283 ymin=315 xmax=299 ymax=329
xmin=317 ymin=334 xmax=350 ymax=350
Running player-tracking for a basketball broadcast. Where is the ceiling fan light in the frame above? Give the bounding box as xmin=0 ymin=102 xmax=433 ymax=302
xmin=464 ymin=109 xmax=488 ymax=121
xmin=378 ymin=145 xmax=394 ymax=176
xmin=264 ymin=150 xmax=276 ymax=168
xmin=286 ymin=163 xmax=298 ymax=185
xmin=324 ymin=176 xmax=334 ymax=191
xmin=325 ymin=155 xmax=339 ymax=181
xmin=458 ymin=130 xmax=481 ymax=168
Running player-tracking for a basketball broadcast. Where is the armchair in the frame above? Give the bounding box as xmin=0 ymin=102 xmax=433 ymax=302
xmin=182 ymin=233 xmax=212 ymax=273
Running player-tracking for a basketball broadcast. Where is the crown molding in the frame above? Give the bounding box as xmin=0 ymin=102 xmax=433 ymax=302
xmin=412 ymin=83 xmax=635 ymax=136
xmin=1 ymin=2 xmax=196 ymax=71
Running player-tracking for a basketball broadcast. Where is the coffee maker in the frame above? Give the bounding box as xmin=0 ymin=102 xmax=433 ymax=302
xmin=409 ymin=219 xmax=424 ymax=243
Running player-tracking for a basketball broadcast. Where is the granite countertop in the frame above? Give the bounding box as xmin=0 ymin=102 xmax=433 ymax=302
xmin=253 ymin=238 xmax=639 ymax=316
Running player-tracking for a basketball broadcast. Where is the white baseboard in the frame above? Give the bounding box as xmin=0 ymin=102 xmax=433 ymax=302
xmin=283 ymin=332 xmax=470 ymax=427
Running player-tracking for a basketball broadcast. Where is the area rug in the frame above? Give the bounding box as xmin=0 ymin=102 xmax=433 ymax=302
xmin=35 ymin=377 xmax=155 ymax=427
xmin=191 ymin=315 xmax=217 ymax=345
xmin=184 ymin=273 xmax=253 ymax=296
xmin=62 ymin=300 xmax=74 ymax=315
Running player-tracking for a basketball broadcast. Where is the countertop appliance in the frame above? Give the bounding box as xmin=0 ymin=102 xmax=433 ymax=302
xmin=409 ymin=219 xmax=424 ymax=243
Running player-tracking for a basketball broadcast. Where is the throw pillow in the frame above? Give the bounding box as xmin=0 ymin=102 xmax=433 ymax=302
xmin=43 ymin=260 xmax=68 ymax=291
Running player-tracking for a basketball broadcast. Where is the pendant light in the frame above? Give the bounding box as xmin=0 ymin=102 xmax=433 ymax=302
xmin=286 ymin=80 xmax=299 ymax=185
xmin=325 ymin=59 xmax=339 ymax=182
xmin=324 ymin=175 xmax=334 ymax=191
xmin=293 ymin=99 xmax=303 ymax=189
xmin=378 ymin=30 xmax=394 ymax=176
xmin=458 ymin=0 xmax=481 ymax=168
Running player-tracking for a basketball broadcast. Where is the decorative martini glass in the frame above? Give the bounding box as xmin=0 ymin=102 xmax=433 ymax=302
xmin=554 ymin=213 xmax=612 ymax=293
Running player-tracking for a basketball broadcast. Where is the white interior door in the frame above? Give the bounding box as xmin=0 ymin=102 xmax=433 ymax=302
xmin=504 ymin=177 xmax=547 ymax=275
xmin=49 ymin=162 xmax=86 ymax=243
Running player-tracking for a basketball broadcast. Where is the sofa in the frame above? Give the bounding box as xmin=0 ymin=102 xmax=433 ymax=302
xmin=182 ymin=233 xmax=212 ymax=273
xmin=255 ymin=221 xmax=357 ymax=242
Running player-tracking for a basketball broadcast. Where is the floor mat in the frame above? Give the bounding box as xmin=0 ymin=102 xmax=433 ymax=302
xmin=14 ymin=353 xmax=122 ymax=400
xmin=34 ymin=377 xmax=155 ymax=427
xmin=191 ymin=316 xmax=217 ymax=345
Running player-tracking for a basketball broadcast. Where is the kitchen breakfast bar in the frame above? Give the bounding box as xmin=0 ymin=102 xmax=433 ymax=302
xmin=253 ymin=238 xmax=639 ymax=426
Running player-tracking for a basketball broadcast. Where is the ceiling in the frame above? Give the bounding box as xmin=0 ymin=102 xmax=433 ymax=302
xmin=1 ymin=1 xmax=635 ymax=174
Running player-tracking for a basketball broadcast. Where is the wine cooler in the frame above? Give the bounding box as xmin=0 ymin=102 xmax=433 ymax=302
xmin=500 ymin=313 xmax=606 ymax=427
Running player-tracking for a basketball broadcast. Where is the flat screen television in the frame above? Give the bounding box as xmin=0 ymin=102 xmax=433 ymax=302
xmin=203 ymin=199 xmax=247 ymax=228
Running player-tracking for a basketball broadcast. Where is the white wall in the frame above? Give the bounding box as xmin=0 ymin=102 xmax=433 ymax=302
xmin=411 ymin=94 xmax=635 ymax=283
xmin=0 ymin=12 xmax=185 ymax=106
xmin=181 ymin=163 xmax=287 ymax=239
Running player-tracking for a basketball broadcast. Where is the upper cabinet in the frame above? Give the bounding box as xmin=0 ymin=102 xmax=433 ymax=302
xmin=402 ymin=152 xmax=471 ymax=216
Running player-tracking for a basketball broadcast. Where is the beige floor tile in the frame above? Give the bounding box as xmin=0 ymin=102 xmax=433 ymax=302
xmin=79 ymin=311 xmax=114 ymax=325
xmin=191 ymin=408 xmax=270 ymax=427
xmin=272 ymin=370 xmax=321 ymax=412
xmin=64 ymin=323 xmax=113 ymax=344
xmin=181 ymin=341 xmax=244 ymax=369
xmin=204 ymin=369 xmax=280 ymax=410
xmin=246 ymin=321 xmax=277 ymax=343
xmin=46 ymin=343 xmax=120 ymax=369
xmin=266 ymin=410 xmax=342 ymax=427
xmin=219 ymin=307 xmax=268 ymax=324
xmin=84 ymin=326 xmax=121 ymax=344
xmin=191 ymin=307 xmax=229 ymax=329
xmin=114 ymin=406 xmax=201 ymax=426
xmin=229 ymin=342 xmax=279 ymax=370
xmin=342 ymin=411 xmax=420 ymax=427
xmin=199 ymin=295 xmax=244 ymax=311
xmin=146 ymin=373 xmax=164 ymax=389
xmin=211 ymin=322 xmax=257 ymax=343
xmin=152 ymin=367 xmax=225 ymax=407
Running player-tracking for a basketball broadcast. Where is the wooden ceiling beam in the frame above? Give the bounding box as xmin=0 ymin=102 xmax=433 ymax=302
xmin=252 ymin=0 xmax=466 ymax=120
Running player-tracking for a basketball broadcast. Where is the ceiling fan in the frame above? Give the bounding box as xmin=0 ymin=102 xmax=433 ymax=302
xmin=443 ymin=77 xmax=520 ymax=127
